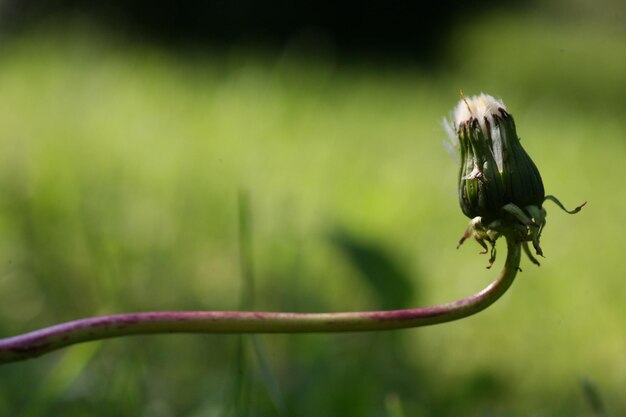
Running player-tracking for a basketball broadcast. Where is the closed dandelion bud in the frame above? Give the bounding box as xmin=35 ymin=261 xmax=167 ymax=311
xmin=453 ymin=93 xmax=544 ymax=222
xmin=445 ymin=92 xmax=585 ymax=268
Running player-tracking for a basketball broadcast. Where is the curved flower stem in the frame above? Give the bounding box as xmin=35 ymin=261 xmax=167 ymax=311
xmin=0 ymin=235 xmax=521 ymax=364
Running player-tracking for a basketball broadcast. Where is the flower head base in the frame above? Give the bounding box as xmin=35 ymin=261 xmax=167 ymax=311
xmin=446 ymin=93 xmax=585 ymax=267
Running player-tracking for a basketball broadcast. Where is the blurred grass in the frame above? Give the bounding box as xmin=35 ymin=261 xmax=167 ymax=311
xmin=0 ymin=10 xmax=625 ymax=417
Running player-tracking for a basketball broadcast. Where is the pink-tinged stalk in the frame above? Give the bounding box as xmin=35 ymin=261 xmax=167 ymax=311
xmin=0 ymin=235 xmax=521 ymax=364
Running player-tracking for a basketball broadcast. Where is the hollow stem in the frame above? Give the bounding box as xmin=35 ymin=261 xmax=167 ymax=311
xmin=0 ymin=234 xmax=521 ymax=364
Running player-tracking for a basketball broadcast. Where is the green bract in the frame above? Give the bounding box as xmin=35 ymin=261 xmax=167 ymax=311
xmin=445 ymin=93 xmax=585 ymax=267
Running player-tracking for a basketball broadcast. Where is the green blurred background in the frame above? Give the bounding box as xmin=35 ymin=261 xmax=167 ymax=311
xmin=0 ymin=1 xmax=624 ymax=416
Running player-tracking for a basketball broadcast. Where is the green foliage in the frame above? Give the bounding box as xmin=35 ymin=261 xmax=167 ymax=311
xmin=0 ymin=11 xmax=625 ymax=417
xmin=329 ymin=228 xmax=416 ymax=310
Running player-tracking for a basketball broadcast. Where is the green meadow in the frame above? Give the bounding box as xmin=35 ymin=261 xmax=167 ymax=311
xmin=0 ymin=12 xmax=624 ymax=417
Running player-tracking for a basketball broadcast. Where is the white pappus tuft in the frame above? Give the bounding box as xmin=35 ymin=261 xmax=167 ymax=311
xmin=453 ymin=93 xmax=507 ymax=132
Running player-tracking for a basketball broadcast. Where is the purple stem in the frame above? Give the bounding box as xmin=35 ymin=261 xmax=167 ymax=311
xmin=0 ymin=235 xmax=521 ymax=364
